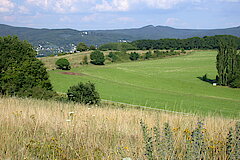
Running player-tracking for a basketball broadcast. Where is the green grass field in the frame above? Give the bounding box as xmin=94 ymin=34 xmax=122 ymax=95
xmin=48 ymin=51 xmax=240 ymax=117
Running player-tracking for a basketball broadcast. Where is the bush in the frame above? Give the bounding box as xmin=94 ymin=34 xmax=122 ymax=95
xmin=90 ymin=50 xmax=105 ymax=65
xmin=144 ymin=51 xmax=152 ymax=60
xmin=89 ymin=45 xmax=96 ymax=50
xmin=18 ymin=86 xmax=57 ymax=100
xmin=108 ymin=52 xmax=118 ymax=62
xmin=129 ymin=52 xmax=139 ymax=61
xmin=67 ymin=82 xmax=100 ymax=105
xmin=55 ymin=58 xmax=71 ymax=70
xmin=76 ymin=42 xmax=88 ymax=52
xmin=0 ymin=36 xmax=54 ymax=98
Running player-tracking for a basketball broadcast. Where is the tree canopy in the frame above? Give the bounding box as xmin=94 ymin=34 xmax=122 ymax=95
xmin=0 ymin=36 xmax=54 ymax=98
xmin=67 ymin=81 xmax=100 ymax=105
xmin=131 ymin=35 xmax=240 ymax=50
xmin=216 ymin=39 xmax=240 ymax=88
xmin=76 ymin=42 xmax=88 ymax=52
xmin=55 ymin=58 xmax=71 ymax=70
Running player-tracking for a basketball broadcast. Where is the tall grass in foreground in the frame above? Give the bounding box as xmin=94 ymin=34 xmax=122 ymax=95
xmin=0 ymin=97 xmax=239 ymax=159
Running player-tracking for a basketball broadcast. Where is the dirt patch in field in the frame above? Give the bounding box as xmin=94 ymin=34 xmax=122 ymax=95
xmin=61 ymin=72 xmax=86 ymax=76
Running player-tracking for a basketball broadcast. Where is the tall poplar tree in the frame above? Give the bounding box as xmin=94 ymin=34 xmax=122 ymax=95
xmin=216 ymin=39 xmax=238 ymax=86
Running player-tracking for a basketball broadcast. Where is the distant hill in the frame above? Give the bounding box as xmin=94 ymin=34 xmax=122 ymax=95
xmin=0 ymin=23 xmax=240 ymax=50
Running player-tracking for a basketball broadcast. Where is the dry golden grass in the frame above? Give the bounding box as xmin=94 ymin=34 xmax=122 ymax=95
xmin=0 ymin=97 xmax=237 ymax=159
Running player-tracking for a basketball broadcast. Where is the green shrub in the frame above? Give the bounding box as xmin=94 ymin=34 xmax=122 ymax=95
xmin=76 ymin=42 xmax=88 ymax=52
xmin=18 ymin=86 xmax=57 ymax=100
xmin=129 ymin=52 xmax=139 ymax=61
xmin=89 ymin=45 xmax=96 ymax=50
xmin=108 ymin=52 xmax=118 ymax=62
xmin=90 ymin=50 xmax=105 ymax=65
xmin=67 ymin=82 xmax=100 ymax=105
xmin=144 ymin=51 xmax=152 ymax=60
xmin=55 ymin=58 xmax=71 ymax=70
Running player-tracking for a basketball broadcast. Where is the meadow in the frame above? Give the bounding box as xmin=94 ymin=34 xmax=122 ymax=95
xmin=0 ymin=96 xmax=238 ymax=159
xmin=39 ymin=50 xmax=150 ymax=70
xmin=48 ymin=50 xmax=240 ymax=117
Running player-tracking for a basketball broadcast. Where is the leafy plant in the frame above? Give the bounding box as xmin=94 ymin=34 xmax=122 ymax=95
xmin=90 ymin=50 xmax=105 ymax=65
xmin=67 ymin=81 xmax=100 ymax=105
xmin=55 ymin=58 xmax=71 ymax=70
xmin=129 ymin=52 xmax=139 ymax=61
xmin=76 ymin=42 xmax=88 ymax=52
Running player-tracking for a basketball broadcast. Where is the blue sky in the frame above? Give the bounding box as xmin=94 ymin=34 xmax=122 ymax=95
xmin=0 ymin=0 xmax=240 ymax=30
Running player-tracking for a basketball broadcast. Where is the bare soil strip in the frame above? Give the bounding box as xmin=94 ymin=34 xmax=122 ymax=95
xmin=60 ymin=72 xmax=86 ymax=76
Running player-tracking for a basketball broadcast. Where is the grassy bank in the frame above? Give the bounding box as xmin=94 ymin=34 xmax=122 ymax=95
xmin=48 ymin=50 xmax=240 ymax=117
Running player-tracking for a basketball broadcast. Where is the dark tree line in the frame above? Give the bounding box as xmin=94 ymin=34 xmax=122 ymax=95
xmin=131 ymin=35 xmax=240 ymax=50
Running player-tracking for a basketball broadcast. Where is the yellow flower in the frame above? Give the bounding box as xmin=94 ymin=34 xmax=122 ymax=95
xmin=124 ymin=146 xmax=129 ymax=150
xmin=209 ymin=145 xmax=215 ymax=149
xmin=173 ymin=127 xmax=180 ymax=132
xmin=184 ymin=128 xmax=191 ymax=134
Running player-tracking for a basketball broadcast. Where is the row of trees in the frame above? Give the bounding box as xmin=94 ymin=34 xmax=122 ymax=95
xmin=98 ymin=42 xmax=137 ymax=51
xmin=130 ymin=35 xmax=240 ymax=50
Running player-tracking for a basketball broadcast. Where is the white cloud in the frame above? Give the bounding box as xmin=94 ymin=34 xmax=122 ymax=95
xmin=26 ymin=0 xmax=49 ymax=8
xmin=26 ymin=0 xmax=82 ymax=13
xmin=18 ymin=6 xmax=29 ymax=14
xmin=24 ymin=0 xmax=207 ymax=14
xmin=142 ymin=0 xmax=185 ymax=9
xmin=0 ymin=0 xmax=15 ymax=13
xmin=95 ymin=0 xmax=129 ymax=11
xmin=94 ymin=0 xmax=202 ymax=11
xmin=55 ymin=0 xmax=78 ymax=13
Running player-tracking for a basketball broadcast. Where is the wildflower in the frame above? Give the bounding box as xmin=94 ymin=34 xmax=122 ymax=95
xmin=66 ymin=119 xmax=71 ymax=122
xmin=184 ymin=128 xmax=191 ymax=134
xmin=173 ymin=127 xmax=180 ymax=132
xmin=209 ymin=145 xmax=215 ymax=149
xmin=124 ymin=146 xmax=129 ymax=150
xmin=92 ymin=115 xmax=95 ymax=117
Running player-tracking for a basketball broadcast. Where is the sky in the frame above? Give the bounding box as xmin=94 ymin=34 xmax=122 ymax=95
xmin=0 ymin=0 xmax=240 ymax=30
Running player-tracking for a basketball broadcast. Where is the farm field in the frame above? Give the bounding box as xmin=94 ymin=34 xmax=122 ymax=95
xmin=48 ymin=51 xmax=240 ymax=117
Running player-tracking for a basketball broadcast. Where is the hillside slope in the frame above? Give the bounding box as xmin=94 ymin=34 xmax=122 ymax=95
xmin=1 ymin=24 xmax=240 ymax=48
